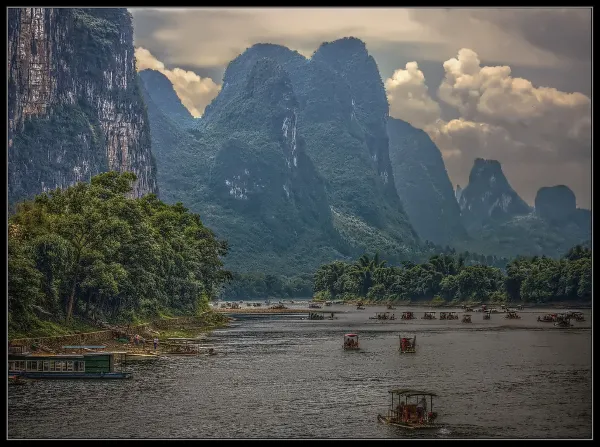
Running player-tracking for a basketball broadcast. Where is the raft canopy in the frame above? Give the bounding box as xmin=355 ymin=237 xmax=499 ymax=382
xmin=344 ymin=333 xmax=357 ymax=337
xmin=389 ymin=389 xmax=437 ymax=397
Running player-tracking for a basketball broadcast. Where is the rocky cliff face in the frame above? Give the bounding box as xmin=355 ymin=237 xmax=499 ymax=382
xmin=535 ymin=185 xmax=577 ymax=222
xmin=458 ymin=158 xmax=531 ymax=229
xmin=145 ymin=52 xmax=347 ymax=275
xmin=155 ymin=38 xmax=419 ymax=274
xmin=313 ymin=38 xmax=394 ymax=194
xmin=387 ymin=117 xmax=466 ymax=245
xmin=455 ymin=185 xmax=463 ymax=203
xmin=8 ymin=8 xmax=157 ymax=206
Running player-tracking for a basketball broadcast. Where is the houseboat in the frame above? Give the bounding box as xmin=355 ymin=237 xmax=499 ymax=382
xmin=8 ymin=351 xmax=131 ymax=379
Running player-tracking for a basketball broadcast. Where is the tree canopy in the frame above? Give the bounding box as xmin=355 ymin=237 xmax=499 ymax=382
xmin=313 ymin=247 xmax=591 ymax=304
xmin=8 ymin=171 xmax=231 ymax=334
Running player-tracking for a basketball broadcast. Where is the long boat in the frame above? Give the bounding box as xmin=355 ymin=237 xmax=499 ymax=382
xmin=378 ymin=389 xmax=439 ymax=430
xmin=8 ymin=351 xmax=132 ymax=379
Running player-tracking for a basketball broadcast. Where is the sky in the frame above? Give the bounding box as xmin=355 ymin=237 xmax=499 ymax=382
xmin=130 ymin=7 xmax=592 ymax=208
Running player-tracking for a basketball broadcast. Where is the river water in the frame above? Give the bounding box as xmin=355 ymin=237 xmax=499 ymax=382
xmin=8 ymin=304 xmax=592 ymax=439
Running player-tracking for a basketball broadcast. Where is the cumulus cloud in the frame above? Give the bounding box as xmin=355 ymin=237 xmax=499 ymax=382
xmin=384 ymin=62 xmax=441 ymax=130
xmin=385 ymin=48 xmax=591 ymax=207
xmin=437 ymin=48 xmax=591 ymax=158
xmin=135 ymin=47 xmax=221 ymax=117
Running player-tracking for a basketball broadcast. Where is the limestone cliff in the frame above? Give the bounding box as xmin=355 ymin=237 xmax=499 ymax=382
xmin=387 ymin=117 xmax=466 ymax=245
xmin=8 ymin=8 xmax=157 ymax=206
xmin=458 ymin=158 xmax=531 ymax=230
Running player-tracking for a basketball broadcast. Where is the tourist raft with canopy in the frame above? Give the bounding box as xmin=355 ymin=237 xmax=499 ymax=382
xmin=399 ymin=335 xmax=416 ymax=354
xmin=377 ymin=389 xmax=439 ymax=429
xmin=343 ymin=333 xmax=360 ymax=350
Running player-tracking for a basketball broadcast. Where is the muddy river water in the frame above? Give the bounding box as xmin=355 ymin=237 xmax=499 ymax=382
xmin=8 ymin=304 xmax=592 ymax=439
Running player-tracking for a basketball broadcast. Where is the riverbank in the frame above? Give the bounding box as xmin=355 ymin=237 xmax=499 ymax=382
xmin=214 ymin=308 xmax=311 ymax=314
xmin=342 ymin=300 xmax=592 ymax=309
xmin=9 ymin=311 xmax=231 ymax=355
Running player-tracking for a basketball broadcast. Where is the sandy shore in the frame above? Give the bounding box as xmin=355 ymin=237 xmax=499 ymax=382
xmin=214 ymin=308 xmax=311 ymax=314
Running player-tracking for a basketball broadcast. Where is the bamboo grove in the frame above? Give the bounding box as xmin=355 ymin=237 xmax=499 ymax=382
xmin=8 ymin=172 xmax=231 ymax=333
xmin=313 ymin=249 xmax=591 ymax=304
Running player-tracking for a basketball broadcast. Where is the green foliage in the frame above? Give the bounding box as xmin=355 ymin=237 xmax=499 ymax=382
xmin=8 ymin=172 xmax=231 ymax=335
xmin=9 ymin=103 xmax=107 ymax=207
xmin=313 ymin=246 xmax=591 ymax=304
xmin=430 ymin=295 xmax=446 ymax=307
xmin=72 ymin=9 xmax=122 ymax=79
xmin=313 ymin=290 xmax=331 ymax=302
xmin=505 ymin=245 xmax=591 ymax=303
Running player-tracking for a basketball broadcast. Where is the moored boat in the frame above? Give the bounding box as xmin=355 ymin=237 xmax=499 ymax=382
xmin=163 ymin=338 xmax=201 ymax=355
xmin=8 ymin=352 xmax=132 ymax=379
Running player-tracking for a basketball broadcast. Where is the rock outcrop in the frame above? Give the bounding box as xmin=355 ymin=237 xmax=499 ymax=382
xmin=535 ymin=185 xmax=577 ymax=222
xmin=458 ymin=158 xmax=531 ymax=230
xmin=8 ymin=8 xmax=157 ymax=206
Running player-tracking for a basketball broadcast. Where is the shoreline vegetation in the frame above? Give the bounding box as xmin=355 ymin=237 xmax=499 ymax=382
xmin=312 ymin=250 xmax=591 ymax=308
xmin=8 ymin=172 xmax=232 ymax=341
xmin=8 ymin=172 xmax=591 ymax=342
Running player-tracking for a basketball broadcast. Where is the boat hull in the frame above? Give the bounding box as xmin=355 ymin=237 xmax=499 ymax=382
xmin=12 ymin=371 xmax=132 ymax=380
xmin=377 ymin=414 xmax=438 ymax=430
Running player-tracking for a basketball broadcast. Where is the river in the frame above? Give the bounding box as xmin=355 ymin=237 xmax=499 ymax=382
xmin=8 ymin=304 xmax=592 ymax=439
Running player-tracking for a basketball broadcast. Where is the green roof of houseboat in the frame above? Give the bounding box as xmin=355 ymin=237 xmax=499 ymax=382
xmin=388 ymin=389 xmax=437 ymax=397
xmin=62 ymin=345 xmax=106 ymax=349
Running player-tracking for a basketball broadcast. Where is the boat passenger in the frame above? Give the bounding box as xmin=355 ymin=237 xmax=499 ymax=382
xmin=396 ymin=402 xmax=405 ymax=421
xmin=416 ymin=397 xmax=427 ymax=423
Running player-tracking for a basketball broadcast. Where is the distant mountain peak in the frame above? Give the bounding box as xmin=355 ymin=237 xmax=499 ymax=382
xmin=316 ymin=36 xmax=368 ymax=54
xmin=459 ymin=158 xmax=531 ymax=229
xmin=139 ymin=69 xmax=194 ymax=125
xmin=535 ymin=185 xmax=577 ymax=222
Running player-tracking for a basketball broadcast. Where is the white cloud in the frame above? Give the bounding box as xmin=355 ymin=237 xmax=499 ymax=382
xmin=135 ymin=47 xmax=221 ymax=117
xmin=384 ymin=48 xmax=591 ymax=207
xmin=438 ymin=48 xmax=591 ymax=148
xmin=384 ymin=62 xmax=441 ymax=130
